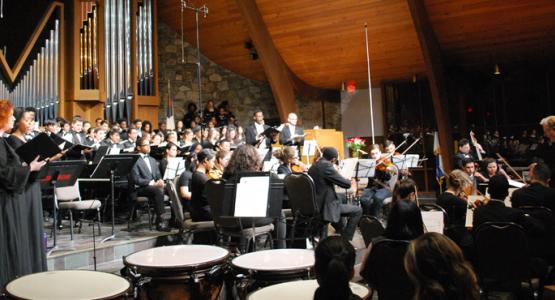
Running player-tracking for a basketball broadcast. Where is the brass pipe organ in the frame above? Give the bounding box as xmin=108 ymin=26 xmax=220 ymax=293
xmin=4 ymin=19 xmax=60 ymax=125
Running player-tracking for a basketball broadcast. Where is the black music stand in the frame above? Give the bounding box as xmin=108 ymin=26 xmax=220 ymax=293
xmin=225 ymin=172 xmax=284 ymax=251
xmin=91 ymin=154 xmax=138 ymax=243
xmin=40 ymin=160 xmax=85 ymax=256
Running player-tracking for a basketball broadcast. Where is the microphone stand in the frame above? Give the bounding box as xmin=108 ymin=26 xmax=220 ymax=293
xmin=181 ymin=0 xmax=208 ymax=144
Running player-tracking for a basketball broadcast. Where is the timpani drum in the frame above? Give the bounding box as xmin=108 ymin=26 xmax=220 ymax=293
xmin=247 ymin=280 xmax=370 ymax=300
xmin=123 ymin=245 xmax=229 ymax=300
xmin=4 ymin=270 xmax=130 ymax=300
xmin=231 ymin=249 xmax=315 ymax=298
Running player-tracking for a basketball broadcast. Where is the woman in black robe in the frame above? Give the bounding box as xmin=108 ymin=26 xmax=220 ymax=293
xmin=0 ymin=101 xmax=47 ymax=287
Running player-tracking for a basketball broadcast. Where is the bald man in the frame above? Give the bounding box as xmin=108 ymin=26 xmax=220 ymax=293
xmin=540 ymin=116 xmax=555 ymax=143
xmin=279 ymin=112 xmax=305 ymax=147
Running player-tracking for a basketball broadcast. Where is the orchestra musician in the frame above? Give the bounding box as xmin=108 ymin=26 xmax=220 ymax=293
xmin=359 ymin=144 xmax=396 ymax=218
xmin=436 ymin=169 xmax=473 ymax=254
xmin=454 ymin=138 xmax=484 ymax=170
xmin=208 ymin=149 xmax=231 ymax=180
xmin=279 ymin=112 xmax=305 ymax=150
xmin=308 ymin=147 xmax=362 ymax=241
xmin=0 ymin=100 xmax=47 ymax=287
xmin=274 ymin=146 xmax=308 ymax=176
xmin=131 ymin=136 xmax=170 ymax=232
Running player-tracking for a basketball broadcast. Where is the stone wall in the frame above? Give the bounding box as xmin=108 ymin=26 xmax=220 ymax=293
xmin=157 ymin=22 xmax=342 ymax=129
xmin=157 ymin=22 xmax=278 ymax=127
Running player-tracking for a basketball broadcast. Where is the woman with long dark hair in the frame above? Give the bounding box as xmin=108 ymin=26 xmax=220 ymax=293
xmin=404 ymin=232 xmax=479 ymax=300
xmin=0 ymin=100 xmax=47 ymax=287
xmin=314 ymin=236 xmax=361 ymax=300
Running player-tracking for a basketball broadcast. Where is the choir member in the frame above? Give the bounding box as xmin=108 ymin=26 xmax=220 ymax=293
xmin=0 ymin=100 xmax=47 ymax=287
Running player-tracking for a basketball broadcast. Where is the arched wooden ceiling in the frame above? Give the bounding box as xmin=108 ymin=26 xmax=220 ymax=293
xmin=158 ymin=0 xmax=555 ymax=89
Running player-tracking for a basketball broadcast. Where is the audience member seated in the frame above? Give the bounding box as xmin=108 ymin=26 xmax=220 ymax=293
xmin=131 ymin=136 xmax=169 ymax=231
xmin=360 ymin=198 xmax=424 ymax=300
xmin=404 ymin=232 xmax=480 ymax=300
xmin=473 ymin=175 xmax=544 ymax=236
xmin=391 ymin=178 xmax=417 ymax=203
xmin=511 ymin=162 xmax=555 ymax=211
xmin=313 ymin=236 xmax=362 ymax=300
xmin=190 ymin=149 xmax=215 ymax=222
xmin=308 ymin=147 xmax=362 ymax=241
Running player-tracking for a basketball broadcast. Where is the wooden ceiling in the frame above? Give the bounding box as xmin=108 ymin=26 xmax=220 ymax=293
xmin=158 ymin=0 xmax=555 ymax=89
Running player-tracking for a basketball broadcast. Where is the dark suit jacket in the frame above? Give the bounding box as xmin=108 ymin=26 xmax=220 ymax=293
xmin=279 ymin=125 xmax=304 ymax=146
xmin=473 ymin=200 xmax=545 ymax=236
xmin=277 ymin=164 xmax=292 ymax=175
xmin=308 ymin=158 xmax=351 ymax=223
xmin=65 ymin=131 xmax=87 ymax=160
xmin=245 ymin=123 xmax=271 ymax=148
xmin=511 ymin=182 xmax=555 ymax=212
xmin=453 ymin=151 xmax=473 ymax=170
xmin=131 ymin=155 xmax=162 ymax=187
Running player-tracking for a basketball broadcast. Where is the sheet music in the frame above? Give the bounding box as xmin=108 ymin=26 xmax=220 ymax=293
xmin=163 ymin=157 xmax=185 ymax=180
xmin=355 ymin=159 xmax=376 ymax=178
xmin=234 ymin=176 xmax=270 ymax=217
xmin=108 ymin=147 xmax=121 ymax=155
xmin=392 ymin=154 xmax=420 ymax=170
xmin=339 ymin=158 xmax=358 ymax=179
xmin=508 ymin=179 xmax=525 ymax=188
xmin=256 ymin=149 xmax=269 ymax=163
xmin=422 ymin=211 xmax=444 ymax=233
xmin=302 ymin=140 xmax=318 ymax=156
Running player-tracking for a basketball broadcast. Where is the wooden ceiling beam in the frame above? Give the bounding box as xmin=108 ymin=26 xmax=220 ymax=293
xmin=408 ymin=0 xmax=454 ymax=173
xmin=235 ymin=0 xmax=297 ymax=122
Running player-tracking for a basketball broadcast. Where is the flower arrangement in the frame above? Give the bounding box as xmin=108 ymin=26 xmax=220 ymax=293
xmin=346 ymin=137 xmax=366 ymax=158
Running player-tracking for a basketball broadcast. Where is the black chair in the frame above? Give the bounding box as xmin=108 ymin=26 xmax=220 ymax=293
xmin=360 ymin=239 xmax=412 ymax=300
xmin=474 ymin=222 xmax=537 ymax=298
xmin=518 ymin=206 xmax=554 ymax=228
xmin=165 ymin=177 xmax=215 ymax=244
xmin=359 ymin=215 xmax=384 ymax=247
xmin=284 ymin=173 xmax=326 ymax=248
xmin=205 ymin=179 xmax=274 ymax=253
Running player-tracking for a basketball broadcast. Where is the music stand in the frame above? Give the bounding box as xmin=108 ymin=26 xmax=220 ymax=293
xmin=39 ymin=160 xmax=85 ymax=255
xmin=224 ymin=172 xmax=284 ymax=251
xmin=163 ymin=157 xmax=185 ymax=181
xmin=91 ymin=154 xmax=138 ymax=243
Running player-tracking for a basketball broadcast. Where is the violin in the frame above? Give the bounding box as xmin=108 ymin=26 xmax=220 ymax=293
xmin=291 ymin=160 xmax=308 ymax=173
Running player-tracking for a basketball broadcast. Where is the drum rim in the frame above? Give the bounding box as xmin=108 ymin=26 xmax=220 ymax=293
xmin=247 ymin=279 xmax=369 ymax=299
xmin=5 ymin=270 xmax=130 ymax=300
xmin=123 ymin=245 xmax=230 ymax=272
xmin=231 ymin=249 xmax=315 ymax=272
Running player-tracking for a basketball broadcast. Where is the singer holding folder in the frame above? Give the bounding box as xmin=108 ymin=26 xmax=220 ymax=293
xmin=0 ymin=100 xmax=47 ymax=288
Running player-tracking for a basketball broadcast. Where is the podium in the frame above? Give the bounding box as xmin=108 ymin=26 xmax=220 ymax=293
xmin=301 ymin=129 xmax=345 ymax=163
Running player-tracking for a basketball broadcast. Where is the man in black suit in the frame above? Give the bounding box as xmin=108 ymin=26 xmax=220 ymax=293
xmin=511 ymin=163 xmax=555 ymax=212
xmin=245 ymin=110 xmax=272 ymax=149
xmin=308 ymin=147 xmax=362 ymax=240
xmin=131 ymin=136 xmax=169 ymax=231
xmin=279 ymin=113 xmax=304 ymax=149
xmin=454 ymin=138 xmax=475 ymax=170
xmin=473 ymin=175 xmax=544 ymax=236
